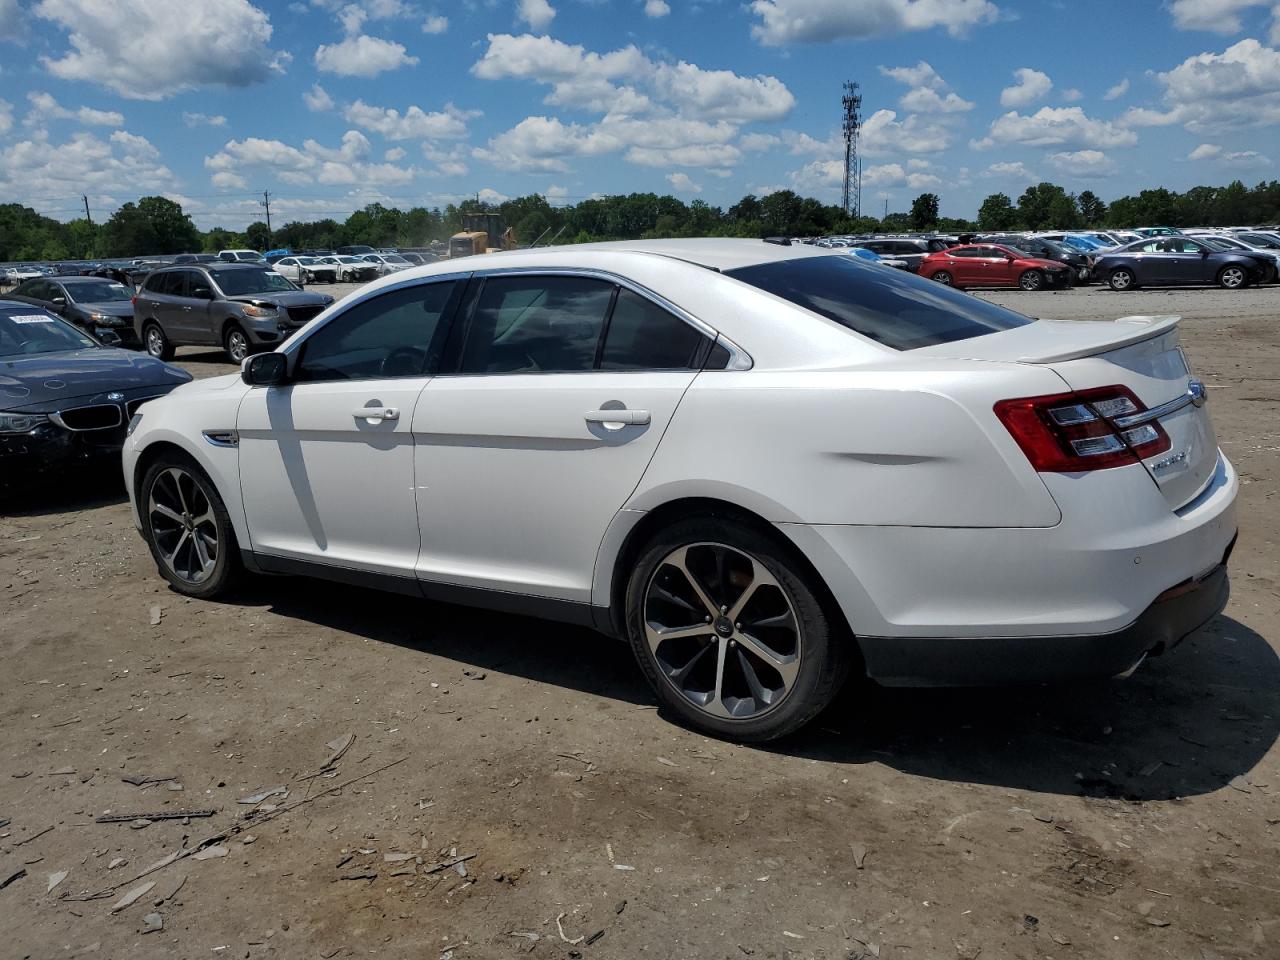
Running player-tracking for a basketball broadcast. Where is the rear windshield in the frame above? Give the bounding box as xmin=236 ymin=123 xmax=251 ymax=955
xmin=725 ymin=255 xmax=1034 ymax=351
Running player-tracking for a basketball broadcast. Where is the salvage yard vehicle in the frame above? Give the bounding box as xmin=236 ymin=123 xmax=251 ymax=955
xmin=1096 ymin=237 xmax=1274 ymax=291
xmin=0 ymin=301 xmax=189 ymax=489
xmin=975 ymin=234 xmax=1092 ymax=283
xmin=919 ymin=243 xmax=1073 ymax=290
xmin=5 ymin=275 xmax=140 ymax=346
xmin=124 ymin=239 xmax=1237 ymax=742
xmin=318 ymin=255 xmax=379 ymax=282
xmin=272 ymin=256 xmax=338 ymax=285
xmin=133 ymin=263 xmax=334 ymax=363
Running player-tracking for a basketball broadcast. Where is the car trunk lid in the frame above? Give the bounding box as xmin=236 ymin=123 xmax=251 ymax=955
xmin=920 ymin=315 xmax=1217 ymax=509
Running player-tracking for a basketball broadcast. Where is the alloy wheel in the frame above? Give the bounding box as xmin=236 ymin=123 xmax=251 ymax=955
xmin=1020 ymin=270 xmax=1043 ymax=291
xmin=644 ymin=542 xmax=801 ymax=720
xmin=933 ymin=271 xmax=953 ymax=285
xmin=147 ymin=467 xmax=219 ymax=585
xmin=146 ymin=327 xmax=165 ymax=357
xmin=1111 ymin=270 xmax=1133 ymax=291
xmin=227 ymin=329 xmax=248 ymax=363
xmin=1221 ymin=267 xmax=1245 ymax=289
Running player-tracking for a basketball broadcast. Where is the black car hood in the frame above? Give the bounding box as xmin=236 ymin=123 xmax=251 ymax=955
xmin=0 ymin=348 xmax=191 ymax=410
xmin=226 ymin=291 xmax=333 ymax=308
xmin=77 ymin=301 xmax=134 ymax=317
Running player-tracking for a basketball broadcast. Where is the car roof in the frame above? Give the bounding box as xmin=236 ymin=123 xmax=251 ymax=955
xmin=499 ymin=238 xmax=835 ymax=272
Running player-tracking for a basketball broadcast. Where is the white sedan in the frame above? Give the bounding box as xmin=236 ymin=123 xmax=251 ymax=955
xmin=360 ymin=253 xmax=413 ymax=276
xmin=122 ymin=239 xmax=1237 ymax=741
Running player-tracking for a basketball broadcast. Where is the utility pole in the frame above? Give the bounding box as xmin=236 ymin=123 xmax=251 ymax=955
xmin=260 ymin=190 xmax=273 ymax=247
xmin=82 ymin=195 xmax=93 ymax=228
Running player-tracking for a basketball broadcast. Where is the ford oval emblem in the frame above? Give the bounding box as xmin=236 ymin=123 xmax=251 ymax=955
xmin=1188 ymin=378 xmax=1207 ymax=408
xmin=108 ymin=391 xmax=125 ymax=402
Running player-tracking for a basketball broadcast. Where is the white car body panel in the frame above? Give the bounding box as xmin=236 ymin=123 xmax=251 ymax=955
xmin=124 ymin=239 xmax=1238 ymax=680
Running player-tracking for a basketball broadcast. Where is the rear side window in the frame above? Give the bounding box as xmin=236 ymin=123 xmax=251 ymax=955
xmin=600 ymin=289 xmax=704 ymax=370
xmin=296 ymin=281 xmax=457 ymax=382
xmin=725 ymin=255 xmax=1033 ymax=351
xmin=460 ymin=276 xmax=613 ymax=374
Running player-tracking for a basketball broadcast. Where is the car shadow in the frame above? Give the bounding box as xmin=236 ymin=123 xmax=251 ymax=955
xmin=792 ymin=614 xmax=1278 ymax=801
xmin=219 ymin=573 xmax=1278 ymax=799
xmin=0 ymin=463 xmax=128 ymax=517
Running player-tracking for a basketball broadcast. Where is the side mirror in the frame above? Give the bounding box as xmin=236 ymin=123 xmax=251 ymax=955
xmin=97 ymin=330 xmax=122 ymax=346
xmin=1201 ymin=249 xmax=1211 ymax=257
xmin=191 ymin=286 xmax=213 ymax=300
xmin=51 ymin=296 xmax=67 ymax=306
xmin=241 ymin=352 xmax=288 ymax=386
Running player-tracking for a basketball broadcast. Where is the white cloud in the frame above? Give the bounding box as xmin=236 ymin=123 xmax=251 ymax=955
xmin=182 ymin=111 xmax=228 ymax=127
xmin=385 ymin=146 xmax=406 ymax=161
xmin=33 ymin=0 xmax=287 ymax=100
xmin=1223 ymin=149 xmax=1271 ymax=168
xmin=1047 ymin=149 xmax=1115 ymax=175
xmin=26 ymin=91 xmax=124 ymax=126
xmin=314 ymin=35 xmax=419 ymax=77
xmin=544 ymin=184 xmax=569 ymax=201
xmin=1188 ymin=142 xmax=1222 ymax=160
xmin=740 ymin=132 xmax=781 ymax=151
xmin=422 ymin=13 xmax=448 ymax=32
xmin=211 ymin=171 xmax=248 ymax=189
xmin=205 ymin=130 xmax=419 ymax=187
xmin=342 ymin=100 xmax=473 ymax=140
xmin=0 ymin=128 xmax=177 ymax=215
xmin=1000 ymin=68 xmax=1053 ymax=108
xmin=0 ymin=100 xmax=12 ymax=136
xmin=1169 ymin=0 xmax=1277 ymax=34
xmin=304 ymin=85 xmax=334 ymax=113
xmin=1139 ymin=38 xmax=1280 ymax=131
xmin=473 ymin=115 xmax=616 ymax=172
xmin=339 ymin=4 xmax=367 ymax=34
xmin=478 ymin=187 xmax=510 ymax=204
xmin=861 ymin=109 xmax=955 ymax=154
xmin=1103 ymin=78 xmax=1129 ymax=100
xmin=749 ymin=0 xmax=999 ymax=45
xmin=517 ymin=0 xmax=556 ymax=30
xmin=1061 ymin=88 xmax=1083 ymax=102
xmin=975 ymin=106 xmax=1138 ymax=149
xmin=666 ymin=172 xmax=701 ymax=193
xmin=644 ymin=0 xmax=670 ymax=16
xmin=651 ymin=61 xmax=795 ymax=121
xmin=879 ymin=60 xmax=973 ymax=113
xmin=982 ymin=160 xmax=1038 ymax=181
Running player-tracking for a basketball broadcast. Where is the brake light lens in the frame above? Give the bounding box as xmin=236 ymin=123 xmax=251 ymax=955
xmin=994 ymin=385 xmax=1171 ymax=472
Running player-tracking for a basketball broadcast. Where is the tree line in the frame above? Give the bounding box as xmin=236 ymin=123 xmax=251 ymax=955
xmin=4 ymin=178 xmax=1280 ymax=262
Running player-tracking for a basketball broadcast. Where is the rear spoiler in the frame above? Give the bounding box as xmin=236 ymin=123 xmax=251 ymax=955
xmin=1017 ymin=315 xmax=1181 ymax=364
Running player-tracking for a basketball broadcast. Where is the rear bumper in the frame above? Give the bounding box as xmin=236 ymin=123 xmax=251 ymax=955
xmin=858 ymin=552 xmax=1232 ymax=686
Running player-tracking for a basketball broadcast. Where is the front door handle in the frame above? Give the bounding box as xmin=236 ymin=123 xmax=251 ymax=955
xmin=353 ymin=406 xmax=399 ymax=422
xmin=585 ymin=409 xmax=650 ymax=428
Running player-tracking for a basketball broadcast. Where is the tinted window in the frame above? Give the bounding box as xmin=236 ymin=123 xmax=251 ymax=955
xmin=601 ymin=289 xmax=704 ymax=370
xmin=725 ymin=255 xmax=1033 ymax=351
xmin=150 ymin=271 xmax=182 ymax=295
xmin=460 ymin=276 xmax=613 ymax=374
xmin=296 ymin=281 xmax=456 ymax=382
xmin=948 ymin=247 xmax=982 ymax=258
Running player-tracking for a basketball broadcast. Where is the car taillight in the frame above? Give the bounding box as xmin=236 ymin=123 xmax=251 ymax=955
xmin=994 ymin=385 xmax=1171 ymax=472
xmin=131 ymin=296 xmax=137 ymax=306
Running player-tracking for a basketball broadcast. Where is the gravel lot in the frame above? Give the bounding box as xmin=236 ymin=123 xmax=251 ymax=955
xmin=2 ymin=280 xmax=1277 ymax=959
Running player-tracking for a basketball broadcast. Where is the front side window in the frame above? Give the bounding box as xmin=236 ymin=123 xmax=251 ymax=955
xmin=460 ymin=276 xmax=613 ymax=374
xmin=725 ymin=255 xmax=1033 ymax=351
xmin=295 ymin=281 xmax=457 ymax=382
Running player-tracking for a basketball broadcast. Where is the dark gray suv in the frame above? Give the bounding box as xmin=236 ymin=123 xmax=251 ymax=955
xmin=134 ymin=264 xmax=334 ymax=363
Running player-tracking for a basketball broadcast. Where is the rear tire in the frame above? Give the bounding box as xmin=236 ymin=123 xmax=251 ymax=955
xmin=1019 ymin=269 xmax=1044 ymax=291
xmin=1218 ymin=265 xmax=1248 ymax=289
xmin=624 ymin=517 xmax=854 ymax=742
xmin=1109 ymin=268 xmax=1137 ymax=292
xmin=139 ymin=453 xmax=241 ymax=600
xmin=143 ymin=322 xmax=174 ymax=360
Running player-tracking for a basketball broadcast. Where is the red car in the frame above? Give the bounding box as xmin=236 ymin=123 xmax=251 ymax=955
xmin=918 ymin=243 xmax=1073 ymax=291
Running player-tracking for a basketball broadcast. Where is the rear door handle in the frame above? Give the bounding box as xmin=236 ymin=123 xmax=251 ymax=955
xmin=585 ymin=409 xmax=650 ymax=427
xmin=353 ymin=406 xmax=399 ymax=421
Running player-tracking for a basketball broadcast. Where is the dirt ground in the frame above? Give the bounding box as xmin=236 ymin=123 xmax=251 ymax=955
xmin=2 ymin=280 xmax=1277 ymax=960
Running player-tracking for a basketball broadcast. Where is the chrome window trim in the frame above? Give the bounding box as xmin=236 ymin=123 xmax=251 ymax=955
xmin=466 ymin=265 xmax=754 ymax=371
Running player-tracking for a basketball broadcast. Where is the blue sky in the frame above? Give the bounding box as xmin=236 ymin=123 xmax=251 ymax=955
xmin=2 ymin=0 xmax=1279 ymax=228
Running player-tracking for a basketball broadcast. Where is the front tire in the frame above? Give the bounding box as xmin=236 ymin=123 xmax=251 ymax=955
xmin=1218 ymin=265 xmax=1248 ymax=289
xmin=1109 ymin=268 xmax=1137 ymax=292
xmin=224 ymin=324 xmax=250 ymax=363
xmin=1018 ymin=269 xmax=1044 ymax=291
xmin=139 ymin=454 xmax=240 ymax=599
xmin=625 ymin=517 xmax=853 ymax=742
xmin=931 ymin=270 xmax=954 ymax=286
xmin=143 ymin=322 xmax=174 ymax=360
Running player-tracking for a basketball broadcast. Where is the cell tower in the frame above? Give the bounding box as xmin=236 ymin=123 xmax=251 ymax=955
xmin=841 ymin=81 xmax=862 ymax=218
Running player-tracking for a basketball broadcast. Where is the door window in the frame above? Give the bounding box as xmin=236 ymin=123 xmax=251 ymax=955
xmin=294 ymin=280 xmax=457 ymax=382
xmin=459 ymin=275 xmax=613 ymax=374
xmin=947 ymin=247 xmax=982 ymax=258
xmin=600 ymin=288 xmax=704 ymax=370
